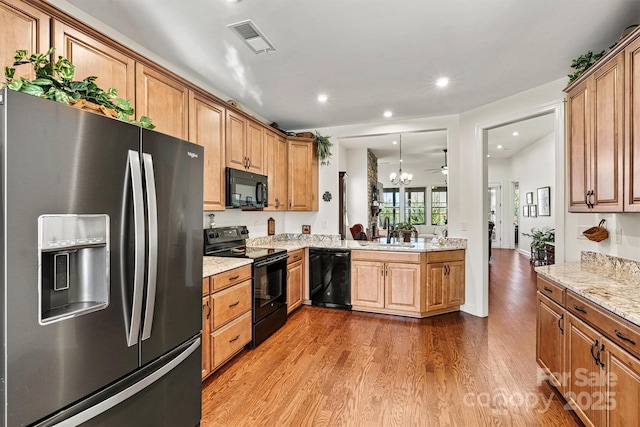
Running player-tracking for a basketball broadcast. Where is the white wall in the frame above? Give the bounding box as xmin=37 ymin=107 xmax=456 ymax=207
xmin=453 ymin=78 xmax=568 ymax=317
xmin=511 ymin=133 xmax=556 ymax=254
xmin=487 ymin=158 xmax=511 ymax=248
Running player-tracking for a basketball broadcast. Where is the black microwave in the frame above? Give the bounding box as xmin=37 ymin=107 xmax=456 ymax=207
xmin=225 ymin=168 xmax=268 ymax=209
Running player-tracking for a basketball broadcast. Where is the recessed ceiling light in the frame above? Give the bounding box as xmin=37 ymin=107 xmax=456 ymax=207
xmin=487 ymin=154 xmax=491 ymax=158
xmin=226 ymin=0 xmax=240 ymax=3
xmin=512 ymin=131 xmax=519 ymax=136
xmin=383 ymin=110 xmax=393 ymax=118
xmin=436 ymin=77 xmax=449 ymax=88
xmin=317 ymin=94 xmax=328 ymax=103
xmin=392 ymin=140 xmax=398 ymax=145
xmin=497 ymin=145 xmax=503 ymax=149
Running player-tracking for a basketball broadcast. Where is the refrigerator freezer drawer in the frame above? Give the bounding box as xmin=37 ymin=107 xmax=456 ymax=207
xmin=212 ymin=311 xmax=251 ymax=368
xmin=36 ymin=337 xmax=202 ymax=427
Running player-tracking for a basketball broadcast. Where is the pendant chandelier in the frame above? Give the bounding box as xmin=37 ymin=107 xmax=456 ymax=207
xmin=389 ymin=134 xmax=412 ymax=185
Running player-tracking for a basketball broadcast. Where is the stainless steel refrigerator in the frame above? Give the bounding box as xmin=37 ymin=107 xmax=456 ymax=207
xmin=0 ymin=88 xmax=204 ymax=426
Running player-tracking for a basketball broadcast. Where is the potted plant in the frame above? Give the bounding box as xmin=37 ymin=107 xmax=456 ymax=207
xmin=313 ymin=132 xmax=332 ymax=165
xmin=523 ymin=227 xmax=555 ymax=263
xmin=394 ymin=222 xmax=416 ymax=242
xmin=3 ymin=47 xmax=154 ymax=129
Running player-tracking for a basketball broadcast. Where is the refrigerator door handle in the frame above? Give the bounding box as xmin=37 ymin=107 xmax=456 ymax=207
xmin=141 ymin=153 xmax=158 ymax=340
xmin=127 ymin=150 xmax=145 ymax=347
xmin=50 ymin=337 xmax=201 ymax=427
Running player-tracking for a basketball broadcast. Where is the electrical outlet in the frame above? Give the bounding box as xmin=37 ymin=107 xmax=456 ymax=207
xmin=577 ymin=226 xmax=588 ymax=239
xmin=614 ymin=228 xmax=622 ymax=244
xmin=461 ymin=221 xmax=468 ymax=231
xmin=322 ymin=221 xmax=328 ymax=229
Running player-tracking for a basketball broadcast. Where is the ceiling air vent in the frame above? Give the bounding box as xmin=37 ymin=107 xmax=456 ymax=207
xmin=228 ymin=20 xmax=276 ymax=54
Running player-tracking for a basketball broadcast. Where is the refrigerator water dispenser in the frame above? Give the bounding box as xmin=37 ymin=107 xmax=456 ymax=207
xmin=38 ymin=214 xmax=110 ymax=324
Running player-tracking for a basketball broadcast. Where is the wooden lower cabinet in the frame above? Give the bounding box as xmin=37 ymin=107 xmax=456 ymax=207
xmin=601 ymin=337 xmax=640 ymax=427
xmin=426 ymin=250 xmax=466 ymax=311
xmin=286 ymin=249 xmax=304 ymax=314
xmin=536 ymin=275 xmax=640 ymax=427
xmin=350 ymin=250 xmax=464 ymax=317
xmin=201 ymin=294 xmax=211 ymax=379
xmin=202 ymin=265 xmax=252 ymax=380
xmin=566 ymin=314 xmax=604 ymax=427
xmin=536 ymin=293 xmax=566 ymax=392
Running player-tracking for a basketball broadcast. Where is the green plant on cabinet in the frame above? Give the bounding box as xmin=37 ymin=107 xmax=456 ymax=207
xmin=3 ymin=48 xmax=154 ymax=129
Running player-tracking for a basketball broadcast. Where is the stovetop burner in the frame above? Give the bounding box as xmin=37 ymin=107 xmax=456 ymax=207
xmin=203 ymin=226 xmax=287 ymax=261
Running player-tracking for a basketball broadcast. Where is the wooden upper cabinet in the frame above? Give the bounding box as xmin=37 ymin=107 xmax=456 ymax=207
xmin=591 ymin=54 xmax=624 ymax=211
xmin=287 ymin=137 xmax=318 ymax=211
xmin=53 ymin=21 xmax=135 ymax=102
xmin=0 ymin=0 xmax=50 ymax=81
xmin=264 ymin=130 xmax=287 ymax=210
xmin=626 ymin=36 xmax=640 ymax=211
xmin=567 ymin=81 xmax=591 ymax=212
xmin=136 ymin=63 xmax=189 ymax=140
xmin=246 ymin=120 xmax=264 ymax=174
xmin=566 ymin=48 xmax=626 ymax=212
xmin=189 ymin=91 xmax=226 ymax=211
xmin=225 ymin=110 xmax=247 ymax=171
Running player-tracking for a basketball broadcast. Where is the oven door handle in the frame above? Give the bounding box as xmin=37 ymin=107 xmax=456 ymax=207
xmin=253 ymin=253 xmax=289 ymax=267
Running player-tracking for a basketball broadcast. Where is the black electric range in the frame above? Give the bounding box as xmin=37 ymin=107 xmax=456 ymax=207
xmin=203 ymin=226 xmax=288 ymax=347
xmin=203 ymin=226 xmax=287 ymax=261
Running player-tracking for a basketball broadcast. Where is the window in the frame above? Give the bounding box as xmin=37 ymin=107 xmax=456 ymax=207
xmin=431 ymin=186 xmax=448 ymax=225
xmin=405 ymin=187 xmax=426 ymax=225
xmin=380 ymin=188 xmax=400 ymax=227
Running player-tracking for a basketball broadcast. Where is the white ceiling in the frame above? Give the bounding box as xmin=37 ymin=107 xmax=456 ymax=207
xmin=51 ymin=0 xmax=639 ymax=132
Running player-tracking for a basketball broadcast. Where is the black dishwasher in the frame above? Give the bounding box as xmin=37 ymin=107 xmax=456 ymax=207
xmin=309 ymin=248 xmax=351 ymax=309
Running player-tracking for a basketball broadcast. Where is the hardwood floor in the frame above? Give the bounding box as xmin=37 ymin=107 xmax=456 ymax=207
xmin=201 ymin=249 xmax=582 ymax=426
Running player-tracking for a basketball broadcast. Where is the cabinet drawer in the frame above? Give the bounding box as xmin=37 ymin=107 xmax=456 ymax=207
xmin=352 ymin=250 xmax=420 ymax=263
xmin=537 ymin=276 xmax=565 ymax=305
xmin=212 ymin=264 xmax=252 ymax=292
xmin=212 ymin=279 xmax=252 ymax=329
xmin=212 ymin=311 xmax=251 ymax=368
xmin=202 ymin=277 xmax=210 ymax=296
xmin=287 ymin=249 xmax=304 ymax=265
xmin=567 ymin=291 xmax=640 ymax=359
xmin=426 ymin=250 xmax=465 ymax=263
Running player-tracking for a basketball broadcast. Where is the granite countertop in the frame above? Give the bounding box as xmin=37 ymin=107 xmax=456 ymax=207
xmin=202 ymin=234 xmax=467 ymax=278
xmin=247 ymin=238 xmax=467 ymax=253
xmin=536 ymin=255 xmax=640 ymax=328
xmin=203 ymin=256 xmax=252 ymax=278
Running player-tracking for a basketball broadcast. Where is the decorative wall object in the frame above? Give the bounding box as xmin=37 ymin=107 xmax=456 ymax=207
xmin=530 ymin=205 xmax=538 ymax=217
xmin=537 ymin=186 xmax=551 ymax=216
xmin=526 ymin=192 xmax=534 ymax=204
xmin=322 ymin=191 xmax=332 ymax=202
xmin=523 ymin=205 xmax=530 ymax=217
xmin=302 ymin=225 xmax=311 ymax=234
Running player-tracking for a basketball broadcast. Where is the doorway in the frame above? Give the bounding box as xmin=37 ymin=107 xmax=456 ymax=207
xmin=488 ymin=185 xmax=501 ymax=249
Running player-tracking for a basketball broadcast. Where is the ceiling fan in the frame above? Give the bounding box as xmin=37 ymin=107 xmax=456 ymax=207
xmin=425 ymin=149 xmax=448 ymax=175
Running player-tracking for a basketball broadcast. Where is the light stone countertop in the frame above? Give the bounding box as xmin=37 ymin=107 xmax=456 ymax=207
xmin=203 ymin=256 xmax=252 ymax=278
xmin=202 ymin=234 xmax=466 ymax=278
xmin=247 ymin=238 xmax=467 ymax=253
xmin=536 ymin=260 xmax=640 ymax=328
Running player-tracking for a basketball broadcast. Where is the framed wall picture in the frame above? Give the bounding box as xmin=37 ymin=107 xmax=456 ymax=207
xmin=530 ymin=204 xmax=537 ymax=217
xmin=526 ymin=192 xmax=534 ymax=205
xmin=537 ymin=186 xmax=551 ymax=216
xmin=302 ymin=224 xmax=311 ymax=234
xmin=523 ymin=205 xmax=530 ymax=217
